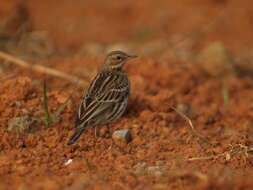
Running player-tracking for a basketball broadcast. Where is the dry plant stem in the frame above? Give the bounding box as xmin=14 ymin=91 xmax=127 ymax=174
xmin=0 ymin=51 xmax=88 ymax=86
xmin=188 ymin=145 xmax=253 ymax=161
xmin=170 ymin=106 xmax=215 ymax=145
xmin=188 ymin=154 xmax=225 ymax=161
xmin=0 ymin=74 xmax=16 ymax=82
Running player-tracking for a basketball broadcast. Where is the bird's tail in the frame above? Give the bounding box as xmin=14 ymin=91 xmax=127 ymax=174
xmin=67 ymin=128 xmax=84 ymax=145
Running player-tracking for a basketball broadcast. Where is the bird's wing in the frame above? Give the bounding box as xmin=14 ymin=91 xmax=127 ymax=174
xmin=76 ymin=70 xmax=129 ymax=128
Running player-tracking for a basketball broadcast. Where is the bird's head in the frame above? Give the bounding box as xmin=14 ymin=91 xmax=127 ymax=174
xmin=103 ymin=51 xmax=137 ymax=70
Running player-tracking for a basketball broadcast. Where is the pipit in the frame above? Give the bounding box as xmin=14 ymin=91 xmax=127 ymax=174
xmin=68 ymin=51 xmax=137 ymax=145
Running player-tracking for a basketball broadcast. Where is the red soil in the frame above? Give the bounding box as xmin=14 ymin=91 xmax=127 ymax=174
xmin=0 ymin=0 xmax=253 ymax=189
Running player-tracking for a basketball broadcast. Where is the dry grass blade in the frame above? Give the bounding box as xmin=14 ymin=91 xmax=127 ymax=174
xmin=188 ymin=154 xmax=225 ymax=161
xmin=170 ymin=106 xmax=216 ymax=146
xmin=0 ymin=50 xmax=88 ymax=86
xmin=189 ymin=144 xmax=253 ymax=161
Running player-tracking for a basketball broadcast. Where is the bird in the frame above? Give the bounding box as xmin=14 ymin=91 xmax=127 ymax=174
xmin=68 ymin=50 xmax=137 ymax=145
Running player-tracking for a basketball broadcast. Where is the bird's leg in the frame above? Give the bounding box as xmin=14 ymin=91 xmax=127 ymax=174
xmin=105 ymin=124 xmax=110 ymax=138
xmin=94 ymin=124 xmax=110 ymax=138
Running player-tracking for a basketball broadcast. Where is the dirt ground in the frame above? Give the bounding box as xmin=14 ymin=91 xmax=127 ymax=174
xmin=1 ymin=0 xmax=253 ymax=189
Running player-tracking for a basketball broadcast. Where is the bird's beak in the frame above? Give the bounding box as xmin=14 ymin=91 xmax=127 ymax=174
xmin=127 ymin=55 xmax=138 ymax=59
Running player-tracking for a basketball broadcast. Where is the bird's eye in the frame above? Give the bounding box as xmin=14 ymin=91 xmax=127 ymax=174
xmin=116 ymin=56 xmax=122 ymax=60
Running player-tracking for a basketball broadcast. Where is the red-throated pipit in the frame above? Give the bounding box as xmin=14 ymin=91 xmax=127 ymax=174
xmin=68 ymin=51 xmax=137 ymax=145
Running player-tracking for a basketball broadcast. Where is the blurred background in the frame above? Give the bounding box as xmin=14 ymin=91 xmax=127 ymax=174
xmin=0 ymin=0 xmax=252 ymax=56
xmin=0 ymin=0 xmax=252 ymax=81
xmin=0 ymin=0 xmax=252 ymax=80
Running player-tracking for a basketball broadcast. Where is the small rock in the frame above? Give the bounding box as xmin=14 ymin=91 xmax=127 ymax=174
xmin=145 ymin=143 xmax=152 ymax=148
xmin=133 ymin=162 xmax=148 ymax=176
xmin=196 ymin=41 xmax=235 ymax=77
xmin=14 ymin=101 xmax=22 ymax=108
xmin=64 ymin=159 xmax=73 ymax=166
xmin=133 ymin=162 xmax=167 ymax=177
xmin=112 ymin=129 xmax=132 ymax=144
xmin=147 ymin=166 xmax=166 ymax=177
xmin=7 ymin=115 xmax=37 ymax=135
xmin=21 ymin=108 xmax=29 ymax=114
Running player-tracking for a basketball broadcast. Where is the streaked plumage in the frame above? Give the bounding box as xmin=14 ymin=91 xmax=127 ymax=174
xmin=68 ymin=51 xmax=137 ymax=145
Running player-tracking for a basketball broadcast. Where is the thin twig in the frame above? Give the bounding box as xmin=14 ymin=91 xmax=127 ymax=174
xmin=188 ymin=154 xmax=225 ymax=161
xmin=0 ymin=74 xmax=16 ymax=82
xmin=188 ymin=145 xmax=253 ymax=161
xmin=171 ymin=106 xmax=216 ymax=145
xmin=0 ymin=50 xmax=88 ymax=86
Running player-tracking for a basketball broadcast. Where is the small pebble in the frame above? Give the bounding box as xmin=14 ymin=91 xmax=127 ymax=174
xmin=64 ymin=159 xmax=73 ymax=166
xmin=14 ymin=101 xmax=22 ymax=108
xmin=133 ymin=162 xmax=167 ymax=177
xmin=133 ymin=162 xmax=148 ymax=176
xmin=8 ymin=115 xmax=37 ymax=135
xmin=147 ymin=166 xmax=166 ymax=177
xmin=112 ymin=129 xmax=132 ymax=144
